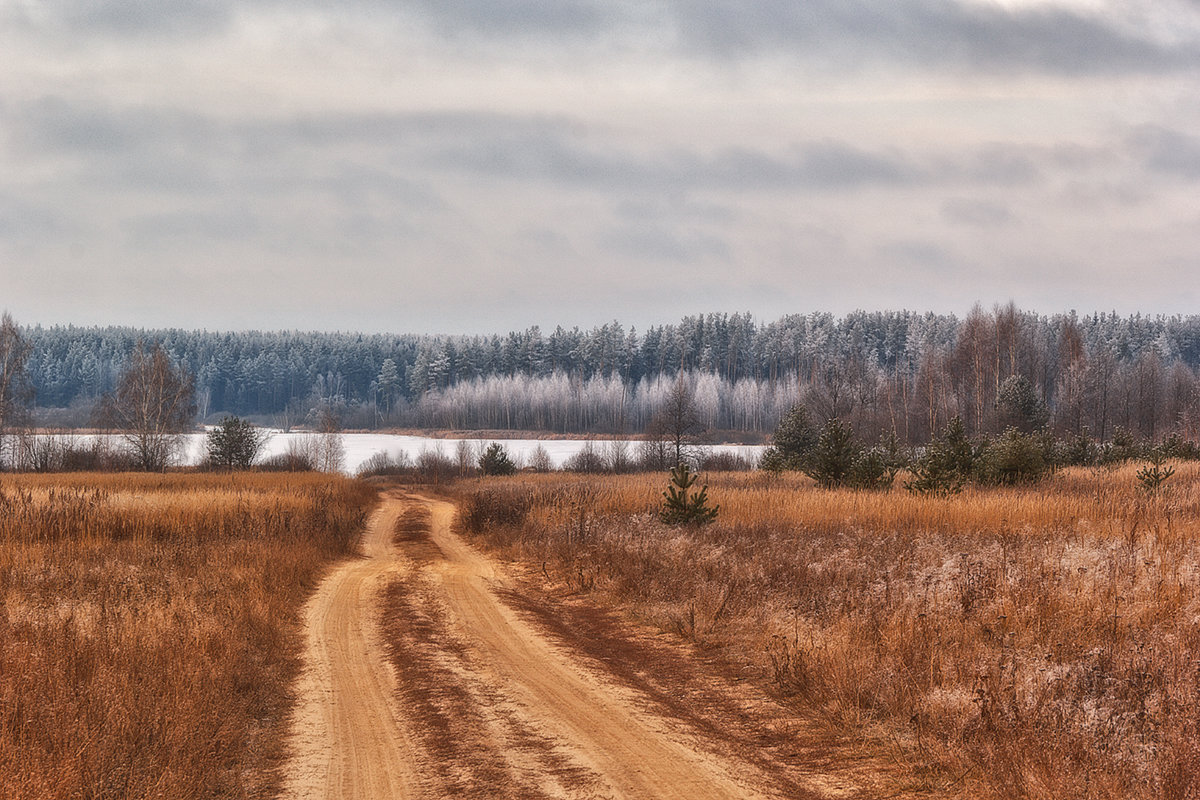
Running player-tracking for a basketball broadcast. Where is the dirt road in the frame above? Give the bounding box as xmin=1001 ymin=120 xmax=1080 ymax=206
xmin=280 ymin=499 xmax=420 ymax=800
xmin=281 ymin=494 xmax=848 ymax=798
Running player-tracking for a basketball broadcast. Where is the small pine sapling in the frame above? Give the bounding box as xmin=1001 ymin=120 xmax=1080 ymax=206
xmin=1136 ymin=450 xmax=1175 ymax=494
xmin=660 ymin=463 xmax=719 ymax=525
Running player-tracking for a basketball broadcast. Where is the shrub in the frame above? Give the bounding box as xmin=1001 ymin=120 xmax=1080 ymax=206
xmin=527 ymin=444 xmax=554 ymax=473
xmin=460 ymin=488 xmax=532 ymax=532
xmin=205 ymin=415 xmax=270 ymax=470
xmin=356 ymin=450 xmax=413 ymax=478
xmin=699 ymin=450 xmax=754 ymax=472
xmin=849 ymin=448 xmax=893 ymax=490
xmin=1060 ymin=429 xmax=1098 ymax=467
xmin=1101 ymin=426 xmax=1142 ymax=464
xmin=564 ymin=441 xmax=607 ymax=473
xmin=415 ymin=448 xmax=456 ymax=483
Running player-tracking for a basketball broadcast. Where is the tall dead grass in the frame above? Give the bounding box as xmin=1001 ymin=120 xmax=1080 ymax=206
xmin=456 ymin=465 xmax=1200 ymax=799
xmin=0 ymin=472 xmax=377 ymax=800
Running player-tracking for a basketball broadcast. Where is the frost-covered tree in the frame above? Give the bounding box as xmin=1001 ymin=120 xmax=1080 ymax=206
xmin=0 ymin=313 xmax=33 ymax=467
xmin=99 ymin=341 xmax=196 ymax=471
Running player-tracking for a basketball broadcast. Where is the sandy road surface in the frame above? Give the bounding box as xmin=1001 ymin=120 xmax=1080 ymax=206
xmin=281 ymin=493 xmax=816 ymax=799
xmin=280 ymin=499 xmax=420 ymax=800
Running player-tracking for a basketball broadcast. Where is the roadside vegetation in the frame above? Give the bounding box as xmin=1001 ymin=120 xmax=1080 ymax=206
xmin=455 ymin=466 xmax=1200 ymax=799
xmin=0 ymin=472 xmax=377 ymax=800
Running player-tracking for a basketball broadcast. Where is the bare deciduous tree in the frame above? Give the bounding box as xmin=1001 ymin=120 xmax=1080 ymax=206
xmin=313 ymin=405 xmax=346 ymax=473
xmin=99 ymin=341 xmax=196 ymax=471
xmin=646 ymin=376 xmax=705 ymax=468
xmin=0 ymin=313 xmax=33 ymax=468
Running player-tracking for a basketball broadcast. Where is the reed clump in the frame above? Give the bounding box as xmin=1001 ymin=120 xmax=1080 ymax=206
xmin=456 ymin=465 xmax=1200 ymax=799
xmin=0 ymin=472 xmax=377 ymax=800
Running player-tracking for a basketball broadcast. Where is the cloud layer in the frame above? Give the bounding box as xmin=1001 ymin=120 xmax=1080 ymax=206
xmin=2 ymin=0 xmax=1200 ymax=332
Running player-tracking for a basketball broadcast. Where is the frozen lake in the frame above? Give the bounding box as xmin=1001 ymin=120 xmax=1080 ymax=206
xmin=19 ymin=431 xmax=764 ymax=473
xmin=190 ymin=432 xmax=766 ymax=473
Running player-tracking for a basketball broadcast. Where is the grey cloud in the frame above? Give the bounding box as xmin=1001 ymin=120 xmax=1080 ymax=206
xmin=5 ymin=0 xmax=232 ymax=38
xmin=430 ymin=135 xmax=922 ymax=192
xmin=664 ymin=0 xmax=1200 ymax=74
xmin=3 ymin=100 xmax=483 ymax=200
xmin=614 ymin=199 xmax=736 ymax=226
xmin=879 ymin=239 xmax=958 ymax=269
xmin=941 ymin=198 xmax=1016 ymax=227
xmin=382 ymin=0 xmax=1200 ymax=75
xmin=0 ymin=194 xmax=73 ymax=240
xmin=1128 ymin=125 xmax=1200 ymax=178
xmin=10 ymin=99 xmax=570 ymax=158
xmin=124 ymin=209 xmax=262 ymax=245
xmin=5 ymin=0 xmax=621 ymax=42
xmin=10 ymin=0 xmax=1198 ymax=77
xmin=963 ymin=144 xmax=1042 ymax=186
xmin=5 ymin=97 xmax=1094 ymax=204
xmin=599 ymin=223 xmax=731 ymax=263
xmin=390 ymin=0 xmax=619 ymax=38
xmin=9 ymin=97 xmax=211 ymax=155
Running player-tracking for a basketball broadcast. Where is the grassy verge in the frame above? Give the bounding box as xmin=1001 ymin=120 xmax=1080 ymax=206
xmin=454 ymin=466 xmax=1200 ymax=799
xmin=0 ymin=472 xmax=377 ymax=800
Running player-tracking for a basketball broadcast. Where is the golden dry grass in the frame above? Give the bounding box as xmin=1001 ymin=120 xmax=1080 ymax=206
xmin=0 ymin=472 xmax=377 ymax=800
xmin=456 ymin=465 xmax=1200 ymax=799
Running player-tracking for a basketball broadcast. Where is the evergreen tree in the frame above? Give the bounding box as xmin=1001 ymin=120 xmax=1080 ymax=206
xmin=804 ymin=417 xmax=861 ymax=488
xmin=478 ymin=442 xmax=517 ymax=476
xmin=660 ymin=463 xmax=719 ymax=525
xmin=996 ymin=375 xmax=1049 ymax=432
xmin=906 ymin=417 xmax=973 ymax=496
xmin=1136 ymin=448 xmax=1175 ymax=494
xmin=761 ymin=403 xmax=818 ymax=472
xmin=975 ymin=427 xmax=1048 ymax=486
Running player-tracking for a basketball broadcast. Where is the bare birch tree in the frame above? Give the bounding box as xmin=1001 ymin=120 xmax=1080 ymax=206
xmin=100 ymin=342 xmax=196 ymax=471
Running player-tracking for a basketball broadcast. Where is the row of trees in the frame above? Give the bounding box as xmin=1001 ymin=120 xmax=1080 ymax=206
xmin=10 ymin=305 xmax=1200 ymax=454
xmin=1 ymin=315 xmax=260 ymax=471
xmin=17 ymin=307 xmax=1200 ymax=441
xmin=760 ymin=402 xmax=1192 ymax=494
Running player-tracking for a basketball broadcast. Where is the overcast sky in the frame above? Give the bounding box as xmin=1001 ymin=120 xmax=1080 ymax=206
xmin=3 ymin=0 xmax=1200 ymax=334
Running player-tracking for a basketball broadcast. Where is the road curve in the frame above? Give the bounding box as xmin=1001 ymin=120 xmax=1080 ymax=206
xmin=280 ymin=493 xmax=782 ymax=799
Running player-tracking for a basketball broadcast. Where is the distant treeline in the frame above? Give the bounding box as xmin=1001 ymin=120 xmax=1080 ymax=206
xmin=22 ymin=305 xmax=1200 ymax=442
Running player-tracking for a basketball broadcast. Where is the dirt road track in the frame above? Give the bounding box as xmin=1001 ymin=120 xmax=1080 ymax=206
xmin=280 ymin=500 xmax=419 ymax=800
xmin=281 ymin=493 xmax=820 ymax=799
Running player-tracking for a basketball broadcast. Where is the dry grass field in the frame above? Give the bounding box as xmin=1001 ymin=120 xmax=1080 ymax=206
xmin=0 ymin=472 xmax=377 ymax=800
xmin=455 ymin=465 xmax=1200 ymax=799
